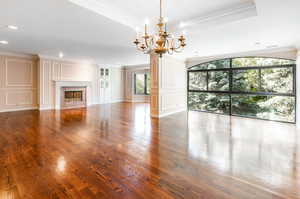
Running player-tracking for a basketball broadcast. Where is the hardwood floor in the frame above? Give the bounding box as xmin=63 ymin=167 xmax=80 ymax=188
xmin=0 ymin=102 xmax=299 ymax=199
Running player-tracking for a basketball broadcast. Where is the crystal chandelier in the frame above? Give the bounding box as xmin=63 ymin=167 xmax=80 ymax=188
xmin=133 ymin=0 xmax=186 ymax=57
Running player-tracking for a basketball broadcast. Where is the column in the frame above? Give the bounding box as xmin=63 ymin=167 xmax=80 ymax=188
xmin=150 ymin=53 xmax=187 ymax=118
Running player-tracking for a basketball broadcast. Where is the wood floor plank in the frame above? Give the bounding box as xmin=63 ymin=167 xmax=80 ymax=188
xmin=0 ymin=102 xmax=299 ymax=199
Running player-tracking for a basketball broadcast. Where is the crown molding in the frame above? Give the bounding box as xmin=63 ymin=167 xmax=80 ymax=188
xmin=123 ymin=63 xmax=150 ymax=71
xmin=171 ymin=1 xmax=257 ymax=31
xmin=38 ymin=54 xmax=96 ymax=65
xmin=0 ymin=51 xmax=38 ymax=60
xmin=97 ymin=64 xmax=123 ymax=68
xmin=296 ymin=46 xmax=300 ymax=56
xmin=186 ymin=46 xmax=298 ymax=64
xmin=123 ymin=63 xmax=149 ymax=68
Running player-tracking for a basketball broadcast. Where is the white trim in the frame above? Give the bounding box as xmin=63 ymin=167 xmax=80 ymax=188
xmin=39 ymin=107 xmax=53 ymax=111
xmin=0 ymin=51 xmax=37 ymax=59
xmin=110 ymin=99 xmax=125 ymax=103
xmin=38 ymin=54 xmax=96 ymax=65
xmin=186 ymin=47 xmax=298 ymax=66
xmin=151 ymin=108 xmax=187 ymax=118
xmin=123 ymin=64 xmax=150 ymax=70
xmin=0 ymin=107 xmax=38 ymax=113
xmin=5 ymin=91 xmax=33 ymax=106
xmin=124 ymin=99 xmax=149 ymax=103
xmin=0 ymin=88 xmax=37 ymax=90
xmin=53 ymin=80 xmax=92 ymax=110
xmin=176 ymin=1 xmax=257 ymax=30
xmin=5 ymin=58 xmax=34 ymax=87
xmin=98 ymin=64 xmax=123 ymax=68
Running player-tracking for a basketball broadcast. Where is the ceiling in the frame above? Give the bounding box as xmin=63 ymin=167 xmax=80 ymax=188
xmin=0 ymin=0 xmax=299 ymax=65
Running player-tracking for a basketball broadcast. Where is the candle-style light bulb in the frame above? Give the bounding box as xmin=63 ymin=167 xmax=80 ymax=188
xmin=135 ymin=27 xmax=139 ymax=38
xmin=164 ymin=17 xmax=168 ymax=32
xmin=145 ymin=18 xmax=149 ymax=34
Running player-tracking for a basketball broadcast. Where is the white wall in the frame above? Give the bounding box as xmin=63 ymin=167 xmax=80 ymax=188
xmin=0 ymin=54 xmax=38 ymax=112
xmin=110 ymin=67 xmax=125 ymax=103
xmin=123 ymin=64 xmax=150 ymax=103
xmin=38 ymin=57 xmax=125 ymax=110
xmin=38 ymin=58 xmax=98 ymax=110
xmin=150 ymin=54 xmax=187 ymax=118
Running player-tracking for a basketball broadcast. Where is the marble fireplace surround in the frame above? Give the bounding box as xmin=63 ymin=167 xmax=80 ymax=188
xmin=53 ymin=81 xmax=92 ymax=110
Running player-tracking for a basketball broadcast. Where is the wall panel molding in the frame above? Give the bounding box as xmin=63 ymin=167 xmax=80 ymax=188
xmin=5 ymin=91 xmax=33 ymax=106
xmin=0 ymin=55 xmax=38 ymax=112
xmin=150 ymin=54 xmax=187 ymax=118
xmin=5 ymin=59 xmax=33 ymax=87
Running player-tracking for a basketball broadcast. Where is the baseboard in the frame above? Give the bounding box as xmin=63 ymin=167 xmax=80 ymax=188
xmin=151 ymin=108 xmax=187 ymax=118
xmin=124 ymin=99 xmax=150 ymax=103
xmin=0 ymin=107 xmax=38 ymax=113
xmin=39 ymin=106 xmax=53 ymax=111
xmin=109 ymin=99 xmax=125 ymax=104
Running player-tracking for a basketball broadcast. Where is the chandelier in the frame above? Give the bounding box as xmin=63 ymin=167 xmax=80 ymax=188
xmin=133 ymin=0 xmax=186 ymax=57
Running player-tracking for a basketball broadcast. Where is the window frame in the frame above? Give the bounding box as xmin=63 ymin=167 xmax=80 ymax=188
xmin=134 ymin=73 xmax=150 ymax=95
xmin=187 ymin=57 xmax=296 ymax=123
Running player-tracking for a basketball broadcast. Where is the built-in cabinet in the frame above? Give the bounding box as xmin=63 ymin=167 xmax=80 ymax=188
xmin=99 ymin=68 xmax=111 ymax=104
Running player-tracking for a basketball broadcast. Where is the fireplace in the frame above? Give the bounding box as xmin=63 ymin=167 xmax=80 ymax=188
xmin=61 ymin=87 xmax=87 ymax=109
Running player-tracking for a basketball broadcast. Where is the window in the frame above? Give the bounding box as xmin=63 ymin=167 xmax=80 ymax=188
xmin=188 ymin=92 xmax=230 ymax=114
xmin=189 ymin=72 xmax=207 ymax=90
xmin=134 ymin=73 xmax=150 ymax=95
xmin=232 ymin=69 xmax=259 ymax=92
xmin=208 ymin=71 xmax=229 ymax=91
xmin=188 ymin=57 xmax=296 ymax=123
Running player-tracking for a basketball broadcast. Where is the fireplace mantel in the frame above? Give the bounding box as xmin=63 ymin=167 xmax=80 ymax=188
xmin=53 ymin=80 xmax=92 ymax=110
xmin=53 ymin=80 xmax=92 ymax=86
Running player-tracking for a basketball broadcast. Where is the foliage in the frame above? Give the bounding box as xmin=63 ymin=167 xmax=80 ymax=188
xmin=135 ymin=73 xmax=150 ymax=95
xmin=189 ymin=92 xmax=230 ymax=114
xmin=188 ymin=58 xmax=295 ymax=122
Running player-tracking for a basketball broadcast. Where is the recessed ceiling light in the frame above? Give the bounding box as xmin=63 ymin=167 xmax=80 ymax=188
xmin=7 ymin=25 xmax=18 ymax=30
xmin=59 ymin=52 xmax=64 ymax=58
xmin=254 ymin=42 xmax=261 ymax=45
xmin=0 ymin=40 xmax=8 ymax=45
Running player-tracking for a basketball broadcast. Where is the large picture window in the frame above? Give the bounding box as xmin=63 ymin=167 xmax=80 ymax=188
xmin=134 ymin=73 xmax=150 ymax=95
xmin=188 ymin=57 xmax=296 ymax=123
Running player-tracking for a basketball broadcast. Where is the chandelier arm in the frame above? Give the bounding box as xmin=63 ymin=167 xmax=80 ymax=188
xmin=133 ymin=0 xmax=186 ymax=57
xmin=172 ymin=41 xmax=181 ymax=50
xmin=173 ymin=38 xmax=186 ymax=51
xmin=165 ymin=39 xmax=173 ymax=55
xmin=144 ymin=37 xmax=149 ymax=48
xmin=173 ymin=46 xmax=184 ymax=53
xmin=136 ymin=41 xmax=150 ymax=53
xmin=149 ymin=36 xmax=155 ymax=50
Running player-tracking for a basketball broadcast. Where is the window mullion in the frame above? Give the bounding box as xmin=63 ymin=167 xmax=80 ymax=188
xmin=134 ymin=74 xmax=137 ymax=95
xmin=206 ymin=71 xmax=209 ymax=91
xmin=259 ymin=69 xmax=262 ymax=91
xmin=144 ymin=74 xmax=147 ymax=95
xmin=229 ymin=58 xmax=233 ymax=116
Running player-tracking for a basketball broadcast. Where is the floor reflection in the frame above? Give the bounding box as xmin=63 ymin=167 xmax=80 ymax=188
xmin=186 ymin=111 xmax=300 ymax=192
xmin=1 ymin=103 xmax=300 ymax=198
